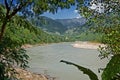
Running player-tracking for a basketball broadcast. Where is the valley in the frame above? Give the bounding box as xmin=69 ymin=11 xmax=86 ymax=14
xmin=29 ymin=16 xmax=102 ymax=42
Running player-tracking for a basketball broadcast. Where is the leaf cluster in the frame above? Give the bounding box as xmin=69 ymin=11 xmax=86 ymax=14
xmin=61 ymin=54 xmax=120 ymax=80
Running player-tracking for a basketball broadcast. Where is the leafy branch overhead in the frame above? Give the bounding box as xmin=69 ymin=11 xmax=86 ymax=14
xmin=60 ymin=54 xmax=120 ymax=80
xmin=0 ymin=0 xmax=77 ymax=79
xmin=60 ymin=60 xmax=99 ymax=80
xmin=0 ymin=0 xmax=76 ymax=40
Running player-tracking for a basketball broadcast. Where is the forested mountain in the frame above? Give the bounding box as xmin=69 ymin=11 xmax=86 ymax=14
xmin=30 ymin=16 xmax=67 ymax=34
xmin=29 ymin=15 xmax=101 ymax=42
xmin=0 ymin=15 xmax=68 ymax=45
xmin=56 ymin=17 xmax=86 ymax=29
xmin=29 ymin=16 xmax=87 ymax=34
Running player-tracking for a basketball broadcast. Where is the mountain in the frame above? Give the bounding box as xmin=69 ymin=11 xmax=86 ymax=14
xmin=30 ymin=16 xmax=86 ymax=34
xmin=29 ymin=16 xmax=101 ymax=42
xmin=56 ymin=17 xmax=86 ymax=29
xmin=30 ymin=16 xmax=67 ymax=34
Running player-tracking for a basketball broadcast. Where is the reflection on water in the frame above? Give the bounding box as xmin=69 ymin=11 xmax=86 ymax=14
xmin=27 ymin=42 xmax=108 ymax=80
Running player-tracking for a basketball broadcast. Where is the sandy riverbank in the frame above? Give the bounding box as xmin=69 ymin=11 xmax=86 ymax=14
xmin=22 ymin=41 xmax=105 ymax=50
xmin=72 ymin=41 xmax=105 ymax=49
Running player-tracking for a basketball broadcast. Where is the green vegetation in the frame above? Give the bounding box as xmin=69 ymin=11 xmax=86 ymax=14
xmin=30 ymin=16 xmax=67 ymax=34
xmin=102 ymin=54 xmax=120 ymax=80
xmin=0 ymin=0 xmax=75 ymax=79
xmin=61 ymin=60 xmax=99 ymax=80
xmin=61 ymin=0 xmax=120 ymax=80
xmin=4 ymin=16 xmax=67 ymax=44
xmin=0 ymin=0 xmax=120 ymax=80
xmin=65 ymin=30 xmax=102 ymax=42
xmin=29 ymin=15 xmax=102 ymax=42
xmin=64 ymin=22 xmax=103 ymax=42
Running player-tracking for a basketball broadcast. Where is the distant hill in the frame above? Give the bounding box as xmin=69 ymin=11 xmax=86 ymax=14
xmin=30 ymin=16 xmax=67 ymax=34
xmin=30 ymin=16 xmax=87 ymax=34
xmin=28 ymin=15 xmax=101 ymax=42
xmin=56 ymin=17 xmax=86 ymax=29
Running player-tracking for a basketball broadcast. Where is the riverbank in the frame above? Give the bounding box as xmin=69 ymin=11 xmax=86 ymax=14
xmin=22 ymin=41 xmax=105 ymax=49
xmin=71 ymin=41 xmax=105 ymax=49
xmin=16 ymin=68 xmax=48 ymax=80
xmin=21 ymin=43 xmax=54 ymax=49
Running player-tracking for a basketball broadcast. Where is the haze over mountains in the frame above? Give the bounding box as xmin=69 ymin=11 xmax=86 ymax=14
xmin=56 ymin=17 xmax=86 ymax=29
xmin=30 ymin=16 xmax=87 ymax=34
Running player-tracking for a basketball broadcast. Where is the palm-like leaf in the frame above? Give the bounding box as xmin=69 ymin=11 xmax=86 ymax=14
xmin=60 ymin=60 xmax=99 ymax=80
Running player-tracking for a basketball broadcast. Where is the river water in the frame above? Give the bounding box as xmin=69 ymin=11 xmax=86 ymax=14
xmin=27 ymin=42 xmax=108 ymax=80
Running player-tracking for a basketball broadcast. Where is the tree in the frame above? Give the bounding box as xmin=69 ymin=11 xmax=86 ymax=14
xmin=0 ymin=0 xmax=76 ymax=79
xmin=0 ymin=0 xmax=76 ymax=41
xmin=61 ymin=0 xmax=120 ymax=80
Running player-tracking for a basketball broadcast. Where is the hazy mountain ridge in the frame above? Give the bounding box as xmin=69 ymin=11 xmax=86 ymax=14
xmin=30 ymin=16 xmax=87 ymax=34
xmin=30 ymin=16 xmax=67 ymax=34
xmin=56 ymin=17 xmax=86 ymax=29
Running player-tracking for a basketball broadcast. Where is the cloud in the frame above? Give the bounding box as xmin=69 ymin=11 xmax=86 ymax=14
xmin=89 ymin=3 xmax=97 ymax=9
xmin=74 ymin=10 xmax=78 ymax=13
xmin=76 ymin=15 xmax=82 ymax=19
xmin=74 ymin=10 xmax=82 ymax=18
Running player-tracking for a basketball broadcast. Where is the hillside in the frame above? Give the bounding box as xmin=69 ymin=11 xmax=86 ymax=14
xmin=29 ymin=16 xmax=101 ymax=42
xmin=56 ymin=17 xmax=86 ymax=29
xmin=30 ymin=16 xmax=87 ymax=34
xmin=30 ymin=16 xmax=67 ymax=34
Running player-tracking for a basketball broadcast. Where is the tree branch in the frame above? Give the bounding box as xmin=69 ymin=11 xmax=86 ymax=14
xmin=5 ymin=0 xmax=10 ymax=16
xmin=0 ymin=20 xmax=7 ymax=41
xmin=10 ymin=0 xmax=14 ymax=8
xmin=4 ymin=0 xmax=9 ymax=9
xmin=0 ymin=1 xmax=29 ymax=41
xmin=0 ymin=0 xmax=10 ymax=41
xmin=8 ymin=2 xmax=29 ymax=19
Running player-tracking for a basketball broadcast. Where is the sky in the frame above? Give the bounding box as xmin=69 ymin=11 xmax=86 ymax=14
xmin=0 ymin=1 xmax=81 ymax=19
xmin=41 ymin=6 xmax=82 ymax=19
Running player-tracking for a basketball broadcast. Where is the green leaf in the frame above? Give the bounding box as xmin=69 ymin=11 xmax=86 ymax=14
xmin=102 ymin=54 xmax=120 ymax=80
xmin=60 ymin=60 xmax=99 ymax=80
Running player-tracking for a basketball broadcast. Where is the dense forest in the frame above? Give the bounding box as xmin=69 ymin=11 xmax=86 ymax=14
xmin=2 ymin=16 xmax=68 ymax=44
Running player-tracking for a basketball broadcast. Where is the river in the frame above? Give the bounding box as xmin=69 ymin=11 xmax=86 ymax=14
xmin=27 ymin=42 xmax=108 ymax=80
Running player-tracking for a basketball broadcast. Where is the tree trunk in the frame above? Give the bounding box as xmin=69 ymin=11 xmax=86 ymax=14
xmin=0 ymin=20 xmax=7 ymax=41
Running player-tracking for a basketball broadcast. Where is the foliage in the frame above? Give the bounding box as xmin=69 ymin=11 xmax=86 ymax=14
xmin=76 ymin=0 xmax=120 ymax=58
xmin=0 ymin=0 xmax=120 ymax=79
xmin=0 ymin=0 xmax=76 ymax=79
xmin=0 ymin=16 xmax=30 ymax=79
xmin=0 ymin=12 xmax=68 ymax=79
xmin=0 ymin=37 xmax=29 ymax=79
xmin=4 ymin=15 xmax=66 ymax=44
xmin=61 ymin=54 xmax=120 ymax=80
xmin=60 ymin=60 xmax=99 ymax=80
xmin=98 ymin=25 xmax=120 ymax=58
xmin=66 ymin=31 xmax=102 ymax=42
xmin=74 ymin=0 xmax=120 ymax=80
xmin=102 ymin=54 xmax=120 ymax=80
xmin=61 ymin=1 xmax=120 ymax=80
